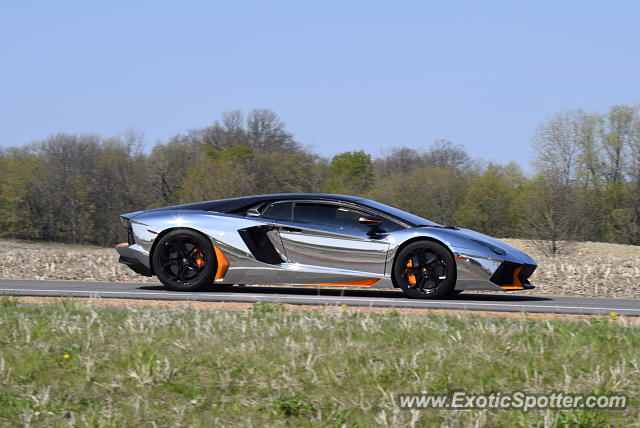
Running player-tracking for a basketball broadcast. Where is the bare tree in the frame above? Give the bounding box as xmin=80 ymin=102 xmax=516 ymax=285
xmin=533 ymin=111 xmax=584 ymax=186
xmin=602 ymin=105 xmax=636 ymax=184
xmin=247 ymin=109 xmax=300 ymax=153
xmin=148 ymin=136 xmax=203 ymax=206
xmin=374 ymin=147 xmax=424 ymax=178
xmin=574 ymin=111 xmax=604 ymax=188
xmin=622 ymin=107 xmax=640 ymax=243
xmin=521 ymin=174 xmax=581 ymax=255
xmin=424 ymin=140 xmax=471 ymax=171
xmin=33 ymin=133 xmax=101 ymax=243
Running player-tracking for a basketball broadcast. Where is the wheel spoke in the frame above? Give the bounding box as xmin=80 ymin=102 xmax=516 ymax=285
xmin=422 ymin=277 xmax=437 ymax=290
xmin=416 ymin=273 xmax=427 ymax=290
xmin=402 ymin=248 xmax=447 ymax=294
xmin=161 ymin=261 xmax=176 ymax=271
xmin=418 ymin=251 xmax=428 ymax=268
xmin=159 ymin=236 xmax=206 ymax=285
xmin=177 ymin=264 xmax=187 ymax=281
xmin=423 ymin=252 xmax=437 ymax=265
xmin=432 ymin=263 xmax=445 ymax=279
xmin=411 ymin=255 xmax=421 ymax=270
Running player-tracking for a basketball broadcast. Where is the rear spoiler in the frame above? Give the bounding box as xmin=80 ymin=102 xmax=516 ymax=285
xmin=119 ymin=210 xmax=145 ymax=227
xmin=120 ymin=210 xmax=144 ymax=220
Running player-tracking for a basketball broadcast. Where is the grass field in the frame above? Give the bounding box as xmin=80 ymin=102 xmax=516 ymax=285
xmin=0 ymin=299 xmax=637 ymax=427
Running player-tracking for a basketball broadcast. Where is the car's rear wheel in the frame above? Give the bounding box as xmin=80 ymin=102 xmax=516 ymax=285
xmin=152 ymin=229 xmax=216 ymax=291
xmin=394 ymin=241 xmax=456 ymax=299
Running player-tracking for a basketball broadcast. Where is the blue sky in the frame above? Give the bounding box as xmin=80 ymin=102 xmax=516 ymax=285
xmin=1 ymin=1 xmax=639 ymax=166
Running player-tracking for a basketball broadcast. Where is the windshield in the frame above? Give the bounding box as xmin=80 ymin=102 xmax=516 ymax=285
xmin=356 ymin=199 xmax=441 ymax=227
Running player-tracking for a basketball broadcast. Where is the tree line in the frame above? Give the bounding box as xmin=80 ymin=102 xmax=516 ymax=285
xmin=1 ymin=105 xmax=639 ymax=253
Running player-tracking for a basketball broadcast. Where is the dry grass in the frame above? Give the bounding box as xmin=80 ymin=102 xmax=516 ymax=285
xmin=503 ymin=239 xmax=640 ymax=299
xmin=0 ymin=239 xmax=156 ymax=283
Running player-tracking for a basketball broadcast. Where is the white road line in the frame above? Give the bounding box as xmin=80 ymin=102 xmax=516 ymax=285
xmin=1 ymin=287 xmax=639 ymax=313
xmin=0 ymin=288 xmax=192 ymax=297
xmin=213 ymin=293 xmax=640 ymax=312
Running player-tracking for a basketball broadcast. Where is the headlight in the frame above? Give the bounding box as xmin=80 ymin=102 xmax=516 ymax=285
xmin=470 ymin=239 xmax=506 ymax=256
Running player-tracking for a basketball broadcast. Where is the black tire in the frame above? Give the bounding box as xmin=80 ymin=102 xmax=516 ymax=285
xmin=212 ymin=283 xmax=234 ymax=290
xmin=393 ymin=241 xmax=456 ymax=299
xmin=152 ymin=229 xmax=216 ymax=291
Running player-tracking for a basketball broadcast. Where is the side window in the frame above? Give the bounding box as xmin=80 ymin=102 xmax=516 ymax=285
xmin=261 ymin=202 xmax=293 ymax=221
xmin=293 ymin=203 xmax=336 ymax=226
xmin=334 ymin=206 xmax=370 ymax=232
xmin=334 ymin=207 xmax=404 ymax=233
xmin=293 ymin=203 xmax=370 ymax=233
xmin=379 ymin=220 xmax=404 ymax=233
xmin=293 ymin=202 xmax=405 ymax=233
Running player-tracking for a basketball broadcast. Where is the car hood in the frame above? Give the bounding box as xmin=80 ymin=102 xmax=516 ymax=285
xmin=457 ymin=227 xmax=535 ymax=263
xmin=411 ymin=226 xmax=536 ymax=265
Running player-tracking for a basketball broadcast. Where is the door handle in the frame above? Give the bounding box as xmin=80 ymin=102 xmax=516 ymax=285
xmin=282 ymin=227 xmax=302 ymax=233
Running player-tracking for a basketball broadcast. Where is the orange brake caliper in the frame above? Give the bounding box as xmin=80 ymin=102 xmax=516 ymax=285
xmin=405 ymin=259 xmax=417 ymax=285
xmin=194 ymin=249 xmax=205 ymax=268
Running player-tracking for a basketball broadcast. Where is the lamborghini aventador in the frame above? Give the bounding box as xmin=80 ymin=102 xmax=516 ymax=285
xmin=115 ymin=193 xmax=537 ymax=299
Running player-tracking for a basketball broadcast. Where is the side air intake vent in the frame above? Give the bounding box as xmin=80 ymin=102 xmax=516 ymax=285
xmin=238 ymin=226 xmax=285 ymax=264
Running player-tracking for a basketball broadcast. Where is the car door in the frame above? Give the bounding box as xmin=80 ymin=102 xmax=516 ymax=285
xmin=268 ymin=201 xmax=391 ymax=275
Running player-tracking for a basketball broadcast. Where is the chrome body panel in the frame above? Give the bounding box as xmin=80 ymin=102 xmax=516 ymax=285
xmin=116 ymin=194 xmax=537 ymax=292
xmin=276 ymin=224 xmax=389 ymax=275
xmin=115 ymin=243 xmax=149 ymax=267
xmin=225 ymin=263 xmax=388 ymax=285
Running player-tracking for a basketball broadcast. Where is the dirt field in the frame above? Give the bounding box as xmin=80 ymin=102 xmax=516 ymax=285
xmin=1 ymin=238 xmax=639 ymax=299
xmin=502 ymin=238 xmax=640 ymax=299
xmin=0 ymin=240 xmax=157 ymax=283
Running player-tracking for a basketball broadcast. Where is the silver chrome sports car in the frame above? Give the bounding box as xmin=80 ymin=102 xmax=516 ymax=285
xmin=115 ymin=193 xmax=537 ymax=299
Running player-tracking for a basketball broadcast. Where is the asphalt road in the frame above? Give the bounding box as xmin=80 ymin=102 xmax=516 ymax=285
xmin=1 ymin=279 xmax=639 ymax=316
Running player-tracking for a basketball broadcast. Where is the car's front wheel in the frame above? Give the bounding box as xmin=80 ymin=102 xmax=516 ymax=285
xmin=394 ymin=241 xmax=456 ymax=299
xmin=152 ymin=229 xmax=216 ymax=291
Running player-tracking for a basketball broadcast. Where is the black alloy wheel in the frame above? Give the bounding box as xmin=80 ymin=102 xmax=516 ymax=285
xmin=394 ymin=241 xmax=456 ymax=299
xmin=152 ymin=229 xmax=216 ymax=291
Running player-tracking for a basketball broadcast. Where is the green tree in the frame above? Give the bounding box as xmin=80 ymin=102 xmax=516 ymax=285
xmin=324 ymin=151 xmax=373 ymax=195
xmin=178 ymin=158 xmax=255 ymax=202
xmin=0 ymin=153 xmax=43 ymax=239
xmin=251 ymin=152 xmax=322 ymax=194
xmin=454 ymin=163 xmax=524 ymax=237
xmin=368 ymin=166 xmax=467 ymax=225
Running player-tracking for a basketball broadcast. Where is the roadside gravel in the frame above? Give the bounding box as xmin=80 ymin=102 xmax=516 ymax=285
xmin=1 ymin=238 xmax=640 ymax=299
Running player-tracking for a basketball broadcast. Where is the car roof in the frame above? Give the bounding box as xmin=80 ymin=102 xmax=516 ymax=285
xmin=146 ymin=193 xmax=435 ymax=227
xmin=152 ymin=193 xmax=368 ymax=214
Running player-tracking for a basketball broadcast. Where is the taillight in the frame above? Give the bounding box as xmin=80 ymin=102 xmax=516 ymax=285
xmin=121 ymin=217 xmax=135 ymax=245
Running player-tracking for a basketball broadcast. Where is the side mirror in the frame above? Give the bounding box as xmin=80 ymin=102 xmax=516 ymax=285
xmin=358 ymin=216 xmax=384 ymax=236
